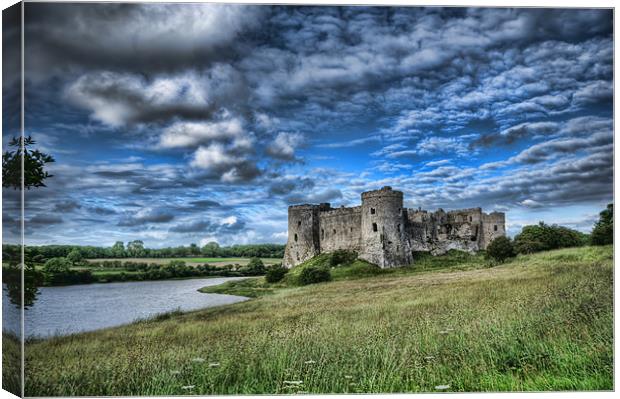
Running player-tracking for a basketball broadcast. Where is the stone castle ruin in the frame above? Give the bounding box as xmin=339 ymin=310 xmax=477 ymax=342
xmin=284 ymin=186 xmax=506 ymax=268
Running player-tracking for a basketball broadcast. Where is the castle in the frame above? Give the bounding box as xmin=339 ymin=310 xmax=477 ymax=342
xmin=283 ymin=186 xmax=506 ymax=268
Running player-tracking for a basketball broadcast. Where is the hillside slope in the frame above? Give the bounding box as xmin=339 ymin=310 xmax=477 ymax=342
xmin=24 ymin=246 xmax=613 ymax=395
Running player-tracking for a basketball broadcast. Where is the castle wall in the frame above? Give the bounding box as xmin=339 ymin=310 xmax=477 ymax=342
xmin=283 ymin=187 xmax=506 ymax=268
xmin=319 ymin=206 xmax=362 ymax=253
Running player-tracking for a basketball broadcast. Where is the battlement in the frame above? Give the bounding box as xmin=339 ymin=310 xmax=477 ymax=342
xmin=320 ymin=206 xmax=362 ymax=217
xmin=361 ymin=186 xmax=403 ymax=200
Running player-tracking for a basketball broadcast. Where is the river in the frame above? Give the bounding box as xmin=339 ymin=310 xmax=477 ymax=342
xmin=2 ymin=277 xmax=248 ymax=338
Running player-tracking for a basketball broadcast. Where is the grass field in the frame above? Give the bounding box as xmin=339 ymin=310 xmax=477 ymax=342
xmin=87 ymin=257 xmax=282 ymax=266
xmin=23 ymin=246 xmax=612 ymax=395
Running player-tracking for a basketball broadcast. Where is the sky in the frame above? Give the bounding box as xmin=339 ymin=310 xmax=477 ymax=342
xmin=1 ymin=4 xmax=614 ymax=248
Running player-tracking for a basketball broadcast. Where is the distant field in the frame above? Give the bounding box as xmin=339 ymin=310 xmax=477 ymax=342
xmin=87 ymin=257 xmax=282 ymax=266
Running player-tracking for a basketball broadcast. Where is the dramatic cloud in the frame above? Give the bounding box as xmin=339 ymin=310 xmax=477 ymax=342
xmin=7 ymin=4 xmax=611 ymax=246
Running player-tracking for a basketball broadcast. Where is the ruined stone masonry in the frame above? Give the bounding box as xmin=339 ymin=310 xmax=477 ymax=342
xmin=283 ymin=186 xmax=506 ymax=268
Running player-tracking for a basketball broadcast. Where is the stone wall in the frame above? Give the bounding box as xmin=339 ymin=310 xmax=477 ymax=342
xmin=319 ymin=206 xmax=362 ymax=253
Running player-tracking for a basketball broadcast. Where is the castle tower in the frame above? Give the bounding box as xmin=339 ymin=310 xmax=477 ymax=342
xmin=283 ymin=204 xmax=328 ymax=268
xmin=359 ymin=186 xmax=412 ymax=268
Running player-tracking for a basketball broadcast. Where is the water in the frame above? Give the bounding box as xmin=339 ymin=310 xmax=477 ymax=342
xmin=2 ymin=277 xmax=249 ymax=338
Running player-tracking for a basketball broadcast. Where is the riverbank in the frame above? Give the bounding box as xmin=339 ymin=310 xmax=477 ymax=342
xmin=24 ymin=246 xmax=612 ymax=395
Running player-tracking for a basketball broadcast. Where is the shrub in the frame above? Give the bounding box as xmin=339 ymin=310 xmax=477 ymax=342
xmin=513 ymin=222 xmax=584 ymax=254
xmin=486 ymin=236 xmax=516 ymax=263
xmin=329 ymin=250 xmax=358 ymax=267
xmin=265 ymin=263 xmax=288 ymax=283
xmin=66 ymin=250 xmax=83 ymax=265
xmin=591 ymin=203 xmax=613 ymax=246
xmin=43 ymin=257 xmax=71 ymax=274
xmin=243 ymin=257 xmax=266 ymax=276
xmin=298 ymin=265 xmax=331 ymax=285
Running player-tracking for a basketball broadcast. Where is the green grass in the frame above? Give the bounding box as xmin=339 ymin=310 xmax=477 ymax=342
xmin=23 ymin=246 xmax=613 ymax=395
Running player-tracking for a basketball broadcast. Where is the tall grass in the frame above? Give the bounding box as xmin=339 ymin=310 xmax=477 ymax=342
xmin=24 ymin=246 xmax=612 ymax=395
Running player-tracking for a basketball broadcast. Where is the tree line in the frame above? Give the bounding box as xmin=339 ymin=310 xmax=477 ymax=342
xmin=2 ymin=241 xmax=285 ymax=263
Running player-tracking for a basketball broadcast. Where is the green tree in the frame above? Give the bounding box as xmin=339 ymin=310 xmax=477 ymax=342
xmin=43 ymin=257 xmax=71 ymax=274
xmin=201 ymin=241 xmax=220 ymax=257
xmin=591 ymin=204 xmax=613 ymax=246
xmin=2 ymin=136 xmax=55 ymax=190
xmin=486 ymin=236 xmax=516 ymax=263
xmin=127 ymin=240 xmax=145 ymax=257
xmin=244 ymin=257 xmax=266 ymax=276
xmin=111 ymin=241 xmax=125 ymax=258
xmin=514 ymin=222 xmax=583 ymax=254
xmin=298 ymin=265 xmax=331 ymax=285
xmin=67 ymin=249 xmax=83 ymax=265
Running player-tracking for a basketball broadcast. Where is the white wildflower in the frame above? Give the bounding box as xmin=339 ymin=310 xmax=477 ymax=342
xmin=435 ymin=384 xmax=450 ymax=390
xmin=209 ymin=362 xmax=220 ymax=368
xmin=182 ymin=385 xmax=195 ymax=390
xmin=191 ymin=357 xmax=205 ymax=363
xmin=304 ymin=360 xmax=316 ymax=364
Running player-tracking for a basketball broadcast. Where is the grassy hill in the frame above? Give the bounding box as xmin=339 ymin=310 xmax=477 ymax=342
xmin=23 ymin=246 xmax=612 ymax=395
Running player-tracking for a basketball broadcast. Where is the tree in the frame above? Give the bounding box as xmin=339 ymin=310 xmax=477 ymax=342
xmin=127 ymin=240 xmax=145 ymax=257
xmin=201 ymin=241 xmax=220 ymax=257
xmin=513 ymin=222 xmax=583 ymax=254
xmin=2 ymin=136 xmax=55 ymax=190
xmin=66 ymin=249 xmax=83 ymax=265
xmin=486 ymin=236 xmax=516 ymax=263
xmin=111 ymin=241 xmax=125 ymax=258
xmin=43 ymin=257 xmax=71 ymax=274
xmin=244 ymin=257 xmax=266 ymax=276
xmin=591 ymin=204 xmax=613 ymax=246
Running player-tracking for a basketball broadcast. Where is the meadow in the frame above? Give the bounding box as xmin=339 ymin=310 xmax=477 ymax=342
xmin=22 ymin=246 xmax=612 ymax=395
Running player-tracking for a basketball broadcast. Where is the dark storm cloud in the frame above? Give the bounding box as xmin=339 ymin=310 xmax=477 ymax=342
xmin=169 ymin=220 xmax=215 ymax=233
xmin=268 ymin=177 xmax=315 ymax=196
xmin=286 ymin=189 xmax=343 ymax=204
xmin=53 ymin=200 xmax=82 ymax=212
xmin=117 ymin=209 xmax=175 ymax=227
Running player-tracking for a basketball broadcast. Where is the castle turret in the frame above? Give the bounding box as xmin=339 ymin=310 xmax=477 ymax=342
xmin=283 ymin=204 xmax=328 ymax=268
xmin=359 ymin=186 xmax=412 ymax=268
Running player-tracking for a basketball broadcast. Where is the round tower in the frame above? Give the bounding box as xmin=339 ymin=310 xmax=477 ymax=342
xmin=360 ymin=186 xmax=412 ymax=268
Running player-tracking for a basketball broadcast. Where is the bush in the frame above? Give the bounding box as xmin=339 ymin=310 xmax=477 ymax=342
xmin=243 ymin=257 xmax=266 ymax=276
xmin=329 ymin=250 xmax=358 ymax=267
xmin=67 ymin=249 xmax=83 ymax=265
xmin=591 ymin=203 xmax=613 ymax=246
xmin=265 ymin=263 xmax=288 ymax=283
xmin=298 ymin=265 xmax=331 ymax=285
xmin=513 ymin=222 xmax=584 ymax=254
xmin=486 ymin=236 xmax=516 ymax=263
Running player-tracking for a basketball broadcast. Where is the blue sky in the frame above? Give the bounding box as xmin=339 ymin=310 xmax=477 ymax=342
xmin=2 ymin=4 xmax=613 ymax=247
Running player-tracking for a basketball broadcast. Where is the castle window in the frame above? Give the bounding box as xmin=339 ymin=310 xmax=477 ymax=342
xmin=372 ymin=223 xmax=378 ymax=232
xmin=370 ymin=208 xmax=376 ymax=215
xmin=397 ymin=223 xmax=401 ymax=232
xmin=398 ymin=208 xmax=402 ymax=215
xmin=494 ymin=225 xmax=498 ymax=231
xmin=350 ymin=227 xmax=353 ymax=233
xmin=321 ymin=229 xmax=325 ymax=239
xmin=298 ymin=220 xmax=302 ymax=227
xmin=397 ymin=245 xmax=399 ymax=252
xmin=333 ymin=229 xmax=336 ymax=235
xmin=294 ymin=233 xmax=298 ymax=242
xmin=469 ymin=216 xmax=472 ymax=222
